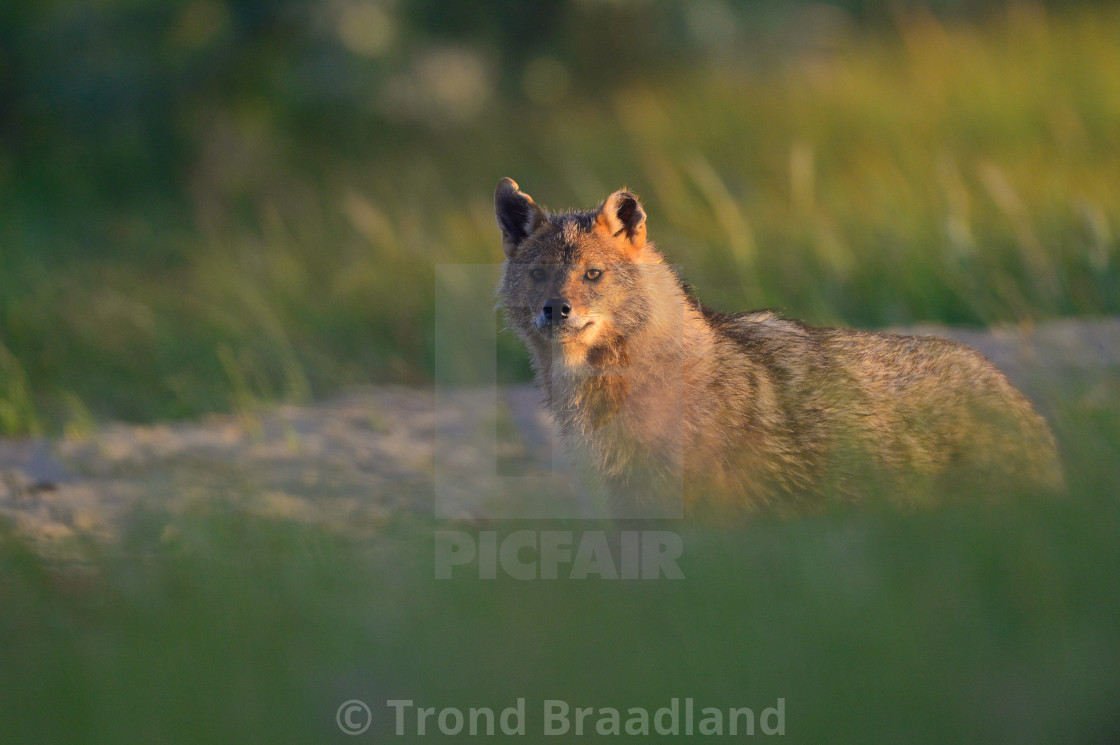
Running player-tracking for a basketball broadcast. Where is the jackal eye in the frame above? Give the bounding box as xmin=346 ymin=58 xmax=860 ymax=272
xmin=530 ymin=269 xmax=546 ymax=281
xmin=584 ymin=268 xmax=603 ymax=281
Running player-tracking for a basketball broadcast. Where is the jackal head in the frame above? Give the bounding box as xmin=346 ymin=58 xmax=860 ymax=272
xmin=495 ymin=177 xmax=665 ymax=364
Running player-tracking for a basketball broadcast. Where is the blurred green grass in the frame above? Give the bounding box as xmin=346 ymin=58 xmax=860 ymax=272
xmin=2 ymin=5 xmax=1120 ymax=745
xmin=1 ymin=5 xmax=1119 ymax=432
xmin=2 ymin=392 xmax=1118 ymax=744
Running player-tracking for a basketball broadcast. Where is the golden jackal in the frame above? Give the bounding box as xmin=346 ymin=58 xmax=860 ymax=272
xmin=494 ymin=178 xmax=1063 ymax=509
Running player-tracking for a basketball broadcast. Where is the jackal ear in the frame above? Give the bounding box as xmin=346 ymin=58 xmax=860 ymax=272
xmin=598 ymin=189 xmax=647 ymax=253
xmin=494 ymin=177 xmax=544 ymax=258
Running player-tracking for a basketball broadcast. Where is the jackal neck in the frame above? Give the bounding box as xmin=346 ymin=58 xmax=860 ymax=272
xmin=535 ymin=262 xmax=713 ymax=440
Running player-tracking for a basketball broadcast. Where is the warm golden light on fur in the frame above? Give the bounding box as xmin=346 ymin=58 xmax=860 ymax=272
xmin=495 ymin=179 xmax=1064 ymax=512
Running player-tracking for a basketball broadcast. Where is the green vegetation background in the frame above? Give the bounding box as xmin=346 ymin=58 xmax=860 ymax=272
xmin=2 ymin=0 xmax=1118 ymax=432
xmin=1 ymin=2 xmax=1119 ymax=744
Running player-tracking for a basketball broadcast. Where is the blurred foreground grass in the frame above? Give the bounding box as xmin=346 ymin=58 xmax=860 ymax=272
xmin=1 ymin=382 xmax=1118 ymax=744
xmin=3 ymin=5 xmax=1120 ymax=745
xmin=1 ymin=5 xmax=1119 ymax=432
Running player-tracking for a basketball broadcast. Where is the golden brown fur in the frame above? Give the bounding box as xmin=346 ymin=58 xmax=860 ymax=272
xmin=494 ymin=177 xmax=1064 ymax=510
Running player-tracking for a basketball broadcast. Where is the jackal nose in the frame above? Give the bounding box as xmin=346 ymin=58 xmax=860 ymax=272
xmin=543 ymin=298 xmax=572 ymax=321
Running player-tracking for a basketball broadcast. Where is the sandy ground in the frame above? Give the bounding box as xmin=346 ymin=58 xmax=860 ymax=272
xmin=2 ymin=317 xmax=1118 ymax=545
